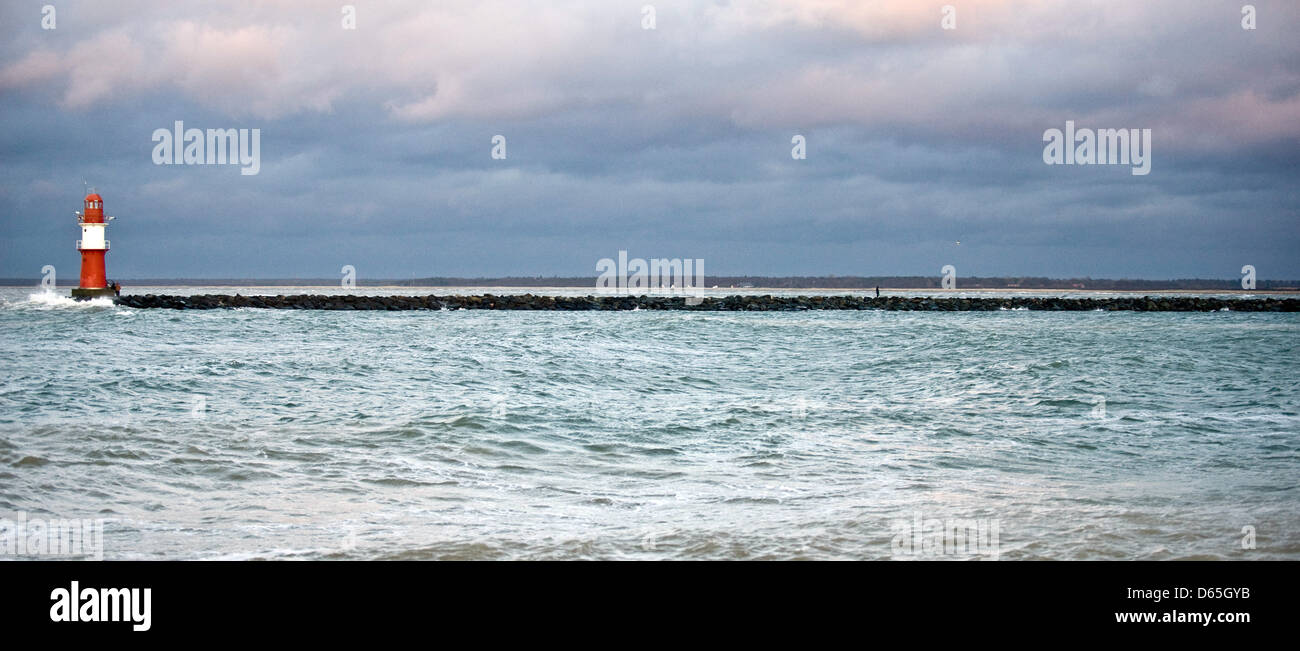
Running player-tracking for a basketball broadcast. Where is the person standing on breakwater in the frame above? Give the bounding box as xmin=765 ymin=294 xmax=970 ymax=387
xmin=875 ymin=286 xmax=880 ymax=298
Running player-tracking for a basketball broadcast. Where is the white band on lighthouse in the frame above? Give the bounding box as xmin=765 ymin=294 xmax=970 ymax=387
xmin=79 ymin=223 xmax=107 ymax=250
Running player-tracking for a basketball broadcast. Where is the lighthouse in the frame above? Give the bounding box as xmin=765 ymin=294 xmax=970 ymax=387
xmin=71 ymin=192 xmax=116 ymax=299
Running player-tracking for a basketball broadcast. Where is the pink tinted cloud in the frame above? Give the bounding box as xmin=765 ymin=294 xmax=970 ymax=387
xmin=0 ymin=0 xmax=1295 ymax=151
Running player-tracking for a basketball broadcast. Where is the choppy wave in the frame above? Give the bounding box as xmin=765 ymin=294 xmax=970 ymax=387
xmin=1 ymin=286 xmax=1297 ymax=560
xmin=10 ymin=291 xmax=117 ymax=310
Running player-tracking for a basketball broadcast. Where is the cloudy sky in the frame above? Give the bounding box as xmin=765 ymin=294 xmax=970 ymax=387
xmin=1 ymin=1 xmax=1297 ymax=280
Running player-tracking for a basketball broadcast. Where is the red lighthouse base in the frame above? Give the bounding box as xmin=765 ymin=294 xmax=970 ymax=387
xmin=71 ymin=287 xmax=117 ymax=299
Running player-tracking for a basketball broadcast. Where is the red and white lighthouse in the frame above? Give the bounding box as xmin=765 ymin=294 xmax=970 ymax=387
xmin=71 ymin=192 xmax=116 ymax=299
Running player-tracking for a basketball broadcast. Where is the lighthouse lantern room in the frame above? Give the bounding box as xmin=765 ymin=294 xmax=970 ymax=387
xmin=71 ymin=192 xmax=116 ymax=299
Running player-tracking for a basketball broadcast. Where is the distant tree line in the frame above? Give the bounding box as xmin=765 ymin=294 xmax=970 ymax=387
xmin=409 ymin=276 xmax=1300 ymax=290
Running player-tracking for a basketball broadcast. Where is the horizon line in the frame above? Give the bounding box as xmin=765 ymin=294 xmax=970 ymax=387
xmin=4 ymin=275 xmax=1298 ymax=290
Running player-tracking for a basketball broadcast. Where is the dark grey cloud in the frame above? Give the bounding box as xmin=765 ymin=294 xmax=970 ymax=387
xmin=1 ymin=1 xmax=1297 ymax=280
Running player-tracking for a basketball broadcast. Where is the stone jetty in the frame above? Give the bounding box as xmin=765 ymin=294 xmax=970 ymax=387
xmin=112 ymin=294 xmax=1300 ymax=312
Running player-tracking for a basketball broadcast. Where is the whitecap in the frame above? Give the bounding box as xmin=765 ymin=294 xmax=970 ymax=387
xmin=22 ymin=291 xmax=116 ymax=309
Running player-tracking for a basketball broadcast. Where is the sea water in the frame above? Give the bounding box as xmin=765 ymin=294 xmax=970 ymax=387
xmin=2 ymin=287 xmax=1297 ymax=559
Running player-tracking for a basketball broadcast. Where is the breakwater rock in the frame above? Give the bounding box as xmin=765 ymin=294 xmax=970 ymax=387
xmin=113 ymin=294 xmax=1300 ymax=312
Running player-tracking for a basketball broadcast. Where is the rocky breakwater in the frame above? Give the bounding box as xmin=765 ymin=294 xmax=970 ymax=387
xmin=113 ymin=294 xmax=1300 ymax=312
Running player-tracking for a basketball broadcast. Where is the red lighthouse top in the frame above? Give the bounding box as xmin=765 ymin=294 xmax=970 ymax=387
xmin=82 ymin=193 xmax=104 ymax=223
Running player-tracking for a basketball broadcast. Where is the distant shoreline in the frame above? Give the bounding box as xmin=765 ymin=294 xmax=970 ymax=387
xmin=4 ymin=277 xmax=1298 ymax=292
xmin=53 ymin=286 xmax=1300 ymax=296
